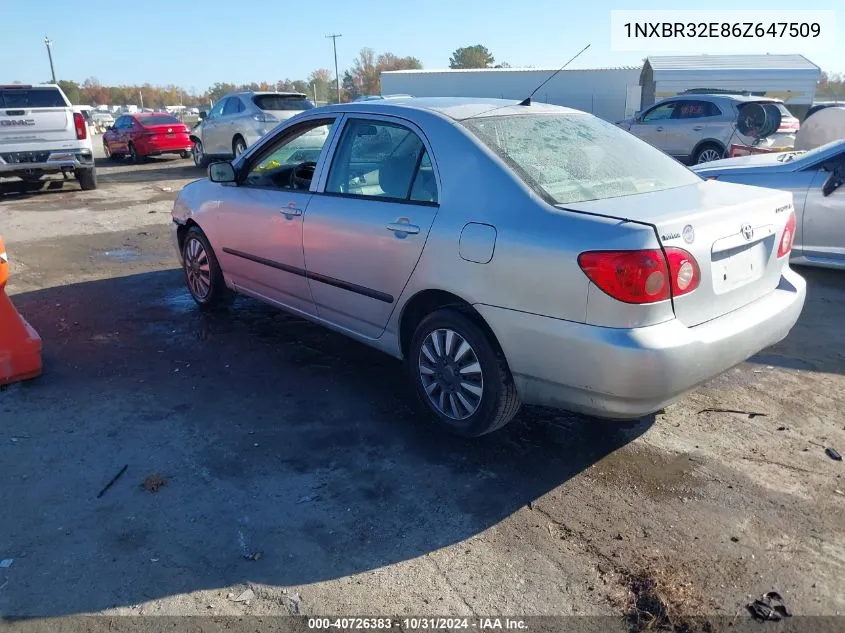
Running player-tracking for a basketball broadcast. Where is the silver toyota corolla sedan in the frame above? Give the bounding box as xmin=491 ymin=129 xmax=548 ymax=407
xmin=171 ymin=97 xmax=806 ymax=437
xmin=693 ymin=140 xmax=845 ymax=270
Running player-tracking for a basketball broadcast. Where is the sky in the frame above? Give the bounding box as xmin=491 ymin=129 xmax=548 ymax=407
xmin=2 ymin=0 xmax=842 ymax=92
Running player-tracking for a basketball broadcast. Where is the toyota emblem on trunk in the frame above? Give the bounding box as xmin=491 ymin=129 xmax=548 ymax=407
xmin=682 ymin=224 xmax=695 ymax=244
xmin=741 ymin=224 xmax=754 ymax=241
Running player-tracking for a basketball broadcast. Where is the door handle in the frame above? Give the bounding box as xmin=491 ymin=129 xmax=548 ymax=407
xmin=386 ymin=222 xmax=420 ymax=235
xmin=655 ymin=126 xmax=664 ymax=131
xmin=693 ymin=125 xmax=704 ymax=131
xmin=281 ymin=204 xmax=302 ymax=217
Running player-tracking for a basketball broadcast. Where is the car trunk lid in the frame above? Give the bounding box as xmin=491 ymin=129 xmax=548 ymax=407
xmin=137 ymin=118 xmax=190 ymax=136
xmin=564 ymin=180 xmax=794 ymax=327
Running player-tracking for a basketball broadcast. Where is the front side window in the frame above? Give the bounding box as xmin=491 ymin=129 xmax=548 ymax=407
xmin=244 ymin=119 xmax=335 ymax=189
xmin=463 ymin=113 xmax=701 ymax=205
xmin=208 ymin=99 xmax=227 ymax=119
xmin=326 ymin=119 xmax=437 ymax=202
xmin=642 ymin=102 xmax=676 ymax=122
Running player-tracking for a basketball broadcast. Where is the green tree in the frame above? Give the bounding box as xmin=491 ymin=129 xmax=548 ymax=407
xmin=308 ymin=68 xmax=333 ymax=103
xmin=57 ymin=79 xmax=81 ymax=104
xmin=449 ymin=45 xmax=495 ymax=69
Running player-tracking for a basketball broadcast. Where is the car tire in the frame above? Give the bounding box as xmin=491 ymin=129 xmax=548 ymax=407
xmin=180 ymin=150 xmax=191 ymax=159
xmin=192 ymin=140 xmax=209 ymax=168
xmin=408 ymin=309 xmax=521 ymax=437
xmin=694 ymin=142 xmax=724 ymax=164
xmin=232 ymin=136 xmax=246 ymax=158
xmin=128 ymin=142 xmax=143 ymax=164
xmin=181 ymin=226 xmax=232 ymax=310
xmin=76 ymin=167 xmax=98 ymax=190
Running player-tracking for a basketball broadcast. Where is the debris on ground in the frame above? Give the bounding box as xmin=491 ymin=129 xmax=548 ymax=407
xmin=730 ymin=536 xmax=740 ymax=543
xmin=281 ymin=589 xmax=302 ymax=615
xmin=747 ymin=591 xmax=792 ymax=621
xmin=296 ymin=494 xmax=319 ymax=504
xmin=96 ymin=464 xmax=128 ymax=498
xmin=243 ymin=551 xmax=262 ymax=561
xmin=776 ymin=426 xmax=788 ymax=431
xmin=624 ymin=565 xmax=703 ymax=633
xmin=141 ymin=472 xmax=167 ymax=493
xmin=825 ymin=447 xmax=842 ymax=462
xmin=231 ymin=588 xmax=255 ymax=603
xmin=697 ymin=408 xmax=767 ymax=419
xmin=160 ymin=186 xmax=173 ymax=192
xmin=0 ymin=559 xmax=13 ymax=568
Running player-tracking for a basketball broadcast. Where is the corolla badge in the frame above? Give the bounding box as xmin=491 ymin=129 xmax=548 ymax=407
xmin=682 ymin=224 xmax=695 ymax=244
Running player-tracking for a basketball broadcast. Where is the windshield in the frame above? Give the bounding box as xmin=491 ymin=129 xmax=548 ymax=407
xmin=463 ymin=113 xmax=701 ymax=205
xmin=0 ymin=87 xmax=67 ymax=108
xmin=253 ymin=94 xmax=314 ymax=111
xmin=775 ymin=139 xmax=845 ymax=164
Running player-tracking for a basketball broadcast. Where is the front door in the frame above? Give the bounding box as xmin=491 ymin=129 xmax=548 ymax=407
xmin=802 ymin=161 xmax=845 ymax=261
xmin=303 ymin=116 xmax=440 ymax=339
xmin=629 ymin=101 xmax=676 ymax=152
xmin=214 ymin=117 xmax=338 ymax=315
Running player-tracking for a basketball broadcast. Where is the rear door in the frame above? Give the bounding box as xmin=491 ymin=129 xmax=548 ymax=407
xmin=303 ymin=115 xmax=440 ymax=338
xmin=201 ymin=98 xmax=228 ymax=155
xmin=0 ymin=86 xmax=74 ymax=149
xmin=628 ymin=101 xmax=675 ymax=151
xmin=219 ymin=97 xmax=244 ymax=153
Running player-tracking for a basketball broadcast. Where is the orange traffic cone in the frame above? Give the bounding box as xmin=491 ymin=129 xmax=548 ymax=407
xmin=0 ymin=236 xmax=43 ymax=385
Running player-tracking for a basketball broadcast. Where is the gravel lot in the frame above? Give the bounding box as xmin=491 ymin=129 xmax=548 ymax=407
xmin=1 ymin=140 xmax=844 ymax=627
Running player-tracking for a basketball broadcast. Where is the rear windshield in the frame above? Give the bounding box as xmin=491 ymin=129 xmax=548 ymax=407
xmin=138 ymin=114 xmax=182 ymax=125
xmin=0 ymin=87 xmax=67 ymax=108
xmin=253 ymin=95 xmax=314 ymax=111
xmin=463 ymin=114 xmax=701 ymax=205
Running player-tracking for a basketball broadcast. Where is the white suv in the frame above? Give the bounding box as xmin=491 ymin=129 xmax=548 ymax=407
xmin=189 ymin=91 xmax=317 ymax=168
xmin=0 ymin=84 xmax=97 ymax=189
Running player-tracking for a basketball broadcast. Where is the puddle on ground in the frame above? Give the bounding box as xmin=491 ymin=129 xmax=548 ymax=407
xmin=94 ymin=248 xmax=160 ymax=263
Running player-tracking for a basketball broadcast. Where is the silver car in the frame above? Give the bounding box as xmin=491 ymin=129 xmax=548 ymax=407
xmin=693 ymin=140 xmax=845 ymax=269
xmin=190 ymin=91 xmax=317 ymax=167
xmin=171 ymin=98 xmax=806 ymax=436
xmin=618 ymin=94 xmax=800 ymax=165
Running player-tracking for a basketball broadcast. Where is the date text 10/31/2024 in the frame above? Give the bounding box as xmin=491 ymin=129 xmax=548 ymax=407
xmin=308 ymin=618 xmax=528 ymax=630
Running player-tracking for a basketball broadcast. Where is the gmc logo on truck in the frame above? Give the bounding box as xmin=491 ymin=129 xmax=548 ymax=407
xmin=0 ymin=119 xmax=36 ymax=126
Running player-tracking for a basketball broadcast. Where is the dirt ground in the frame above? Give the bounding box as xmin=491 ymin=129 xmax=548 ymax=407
xmin=0 ymin=140 xmax=844 ymax=627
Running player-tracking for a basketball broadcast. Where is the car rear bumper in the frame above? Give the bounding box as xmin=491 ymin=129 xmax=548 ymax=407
xmin=136 ymin=139 xmax=192 ymax=155
xmin=0 ymin=148 xmax=95 ymax=173
xmin=476 ymin=267 xmax=806 ymax=419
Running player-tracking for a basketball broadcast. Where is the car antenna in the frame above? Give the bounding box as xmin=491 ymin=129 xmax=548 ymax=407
xmin=519 ymin=43 xmax=591 ymax=106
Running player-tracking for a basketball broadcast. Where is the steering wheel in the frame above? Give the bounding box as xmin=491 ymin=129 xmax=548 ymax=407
xmin=288 ymin=161 xmax=317 ymax=190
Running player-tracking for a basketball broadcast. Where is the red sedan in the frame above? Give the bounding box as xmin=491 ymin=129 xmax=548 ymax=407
xmin=103 ymin=113 xmax=192 ymax=163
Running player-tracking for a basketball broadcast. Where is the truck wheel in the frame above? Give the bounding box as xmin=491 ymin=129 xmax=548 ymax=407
xmin=76 ymin=167 xmax=98 ymax=190
xmin=408 ymin=309 xmax=521 ymax=437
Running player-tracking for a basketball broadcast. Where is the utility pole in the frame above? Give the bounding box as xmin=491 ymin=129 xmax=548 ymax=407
xmin=43 ymin=36 xmax=56 ymax=84
xmin=325 ymin=33 xmax=342 ymax=103
xmin=139 ymin=90 xmax=144 ymax=110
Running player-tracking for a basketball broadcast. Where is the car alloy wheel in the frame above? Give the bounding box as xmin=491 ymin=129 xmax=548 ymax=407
xmin=193 ymin=141 xmax=204 ymax=167
xmin=183 ymin=236 xmax=211 ymax=301
xmin=418 ymin=328 xmax=484 ymax=421
xmin=697 ymin=148 xmax=722 ymax=163
xmin=233 ymin=138 xmax=246 ymax=157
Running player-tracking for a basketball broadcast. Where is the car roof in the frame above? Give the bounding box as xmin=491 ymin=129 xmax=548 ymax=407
xmin=663 ymin=93 xmax=784 ymax=104
xmin=227 ymin=91 xmax=308 ymax=98
xmin=318 ymin=97 xmax=583 ymax=121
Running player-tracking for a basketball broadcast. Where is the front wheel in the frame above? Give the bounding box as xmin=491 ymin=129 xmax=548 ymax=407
xmin=408 ymin=309 xmax=521 ymax=437
xmin=128 ymin=142 xmax=143 ymax=164
xmin=181 ymin=226 xmax=232 ymax=310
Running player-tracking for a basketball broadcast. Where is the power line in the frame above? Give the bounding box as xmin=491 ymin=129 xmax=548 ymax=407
xmin=325 ymin=34 xmax=342 ymax=103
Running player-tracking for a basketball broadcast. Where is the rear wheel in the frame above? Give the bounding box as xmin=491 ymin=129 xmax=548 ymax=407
xmin=408 ymin=309 xmax=521 ymax=437
xmin=76 ymin=167 xmax=98 ymax=190
xmin=232 ymin=136 xmax=246 ymax=158
xmin=181 ymin=226 xmax=232 ymax=310
xmin=128 ymin=142 xmax=143 ymax=164
xmin=694 ymin=143 xmax=724 ymax=164
xmin=180 ymin=150 xmax=191 ymax=159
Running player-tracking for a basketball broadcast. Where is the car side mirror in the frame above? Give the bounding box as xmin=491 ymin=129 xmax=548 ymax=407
xmin=209 ymin=162 xmax=236 ymax=183
xmin=822 ymin=164 xmax=845 ymax=197
xmin=633 ymin=111 xmax=642 ymax=122
xmin=199 ymin=111 xmax=208 ymax=120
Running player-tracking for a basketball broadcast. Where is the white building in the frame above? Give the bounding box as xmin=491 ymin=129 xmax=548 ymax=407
xmin=640 ymin=54 xmax=821 ymax=117
xmin=380 ymin=67 xmax=642 ymax=122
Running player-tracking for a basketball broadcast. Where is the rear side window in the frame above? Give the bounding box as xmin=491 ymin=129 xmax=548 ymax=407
xmin=0 ymin=87 xmax=67 ymax=108
xmin=674 ymin=100 xmax=722 ymax=118
xmin=253 ymin=95 xmax=315 ymax=111
xmin=222 ymin=98 xmax=244 ymax=116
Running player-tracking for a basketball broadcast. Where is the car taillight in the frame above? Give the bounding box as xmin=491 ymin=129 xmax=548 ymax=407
xmin=73 ymin=112 xmax=87 ymax=140
xmin=578 ymin=248 xmax=700 ymax=305
xmin=777 ymin=119 xmax=800 ymax=133
xmin=777 ymin=211 xmax=796 ymax=258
